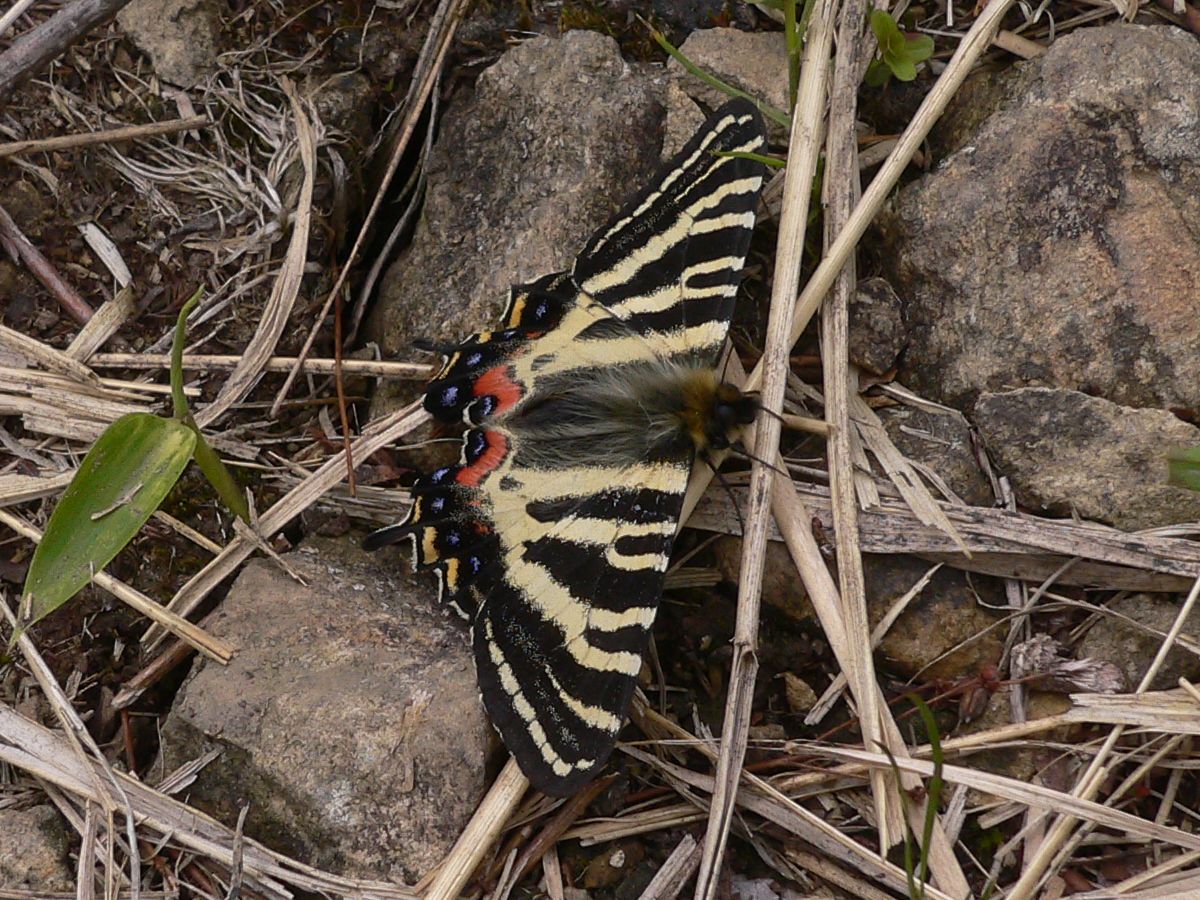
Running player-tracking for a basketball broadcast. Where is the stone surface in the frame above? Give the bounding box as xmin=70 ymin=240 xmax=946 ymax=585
xmin=369 ymin=30 xmax=668 ymax=412
xmin=863 ymin=555 xmax=1005 ymax=681
xmin=1079 ymin=593 xmax=1200 ymax=692
xmin=879 ymin=25 xmax=1200 ymax=412
xmin=714 ymin=547 xmax=1005 ymax=681
xmin=158 ymin=536 xmax=492 ymax=884
xmin=974 ymin=388 xmax=1200 ymax=531
xmin=848 ymin=277 xmax=907 ymax=376
xmin=877 ymin=404 xmax=993 ymax=507
xmin=117 ymin=0 xmax=221 ymax=87
xmin=0 ymin=805 xmax=72 ymax=891
xmin=669 ymin=28 xmax=790 ymax=142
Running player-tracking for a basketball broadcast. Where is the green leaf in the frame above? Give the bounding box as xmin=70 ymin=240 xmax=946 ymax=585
xmin=866 ymin=9 xmax=934 ymax=86
xmin=1168 ymin=447 xmax=1200 ymax=492
xmin=891 ymin=55 xmax=919 ymax=82
xmin=19 ymin=413 xmax=196 ymax=630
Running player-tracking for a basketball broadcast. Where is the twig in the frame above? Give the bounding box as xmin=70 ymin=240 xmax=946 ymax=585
xmin=0 ymin=203 xmax=94 ymax=324
xmin=0 ymin=0 xmax=38 ymax=41
xmin=111 ymin=636 xmax=197 ymax=709
xmin=638 ymin=834 xmax=701 ymax=900
xmin=88 ymin=352 xmax=433 ymax=378
xmin=692 ymin=3 xmax=835 ymax=895
xmin=0 ymin=0 xmax=138 ymax=102
xmin=425 ymin=757 xmax=528 ymax=900
xmin=0 ymin=116 xmax=210 ymax=159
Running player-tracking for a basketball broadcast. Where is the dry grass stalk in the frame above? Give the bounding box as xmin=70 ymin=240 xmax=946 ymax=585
xmin=142 ymin=400 xmax=428 ymax=646
xmin=0 ymin=598 xmax=143 ymax=898
xmin=1064 ymin=689 xmax=1200 ymax=732
xmin=0 ymin=324 xmax=98 ymax=384
xmin=692 ymin=5 xmax=836 ymax=896
xmin=690 ymin=480 xmax=1200 ymax=589
xmin=0 ymin=470 xmax=75 ymax=505
xmin=89 ymin=352 xmax=434 ymax=379
xmin=638 ymin=834 xmax=700 ymax=900
xmin=194 ymin=81 xmax=316 ymax=429
xmin=0 ymin=705 xmax=417 ymax=899
xmin=850 ymin=394 xmax=966 ymax=552
xmin=0 ymin=507 xmax=233 ymax=662
xmin=65 ymin=287 xmax=136 ymax=361
xmin=814 ymin=744 xmax=1200 ymax=852
xmin=1008 ymin=574 xmax=1200 ymax=898
xmin=0 ymin=115 xmax=210 ymax=158
xmin=623 ymin=745 xmax=959 ymax=900
xmin=424 ymin=757 xmax=528 ymax=900
xmin=819 ymin=0 xmax=895 ymax=855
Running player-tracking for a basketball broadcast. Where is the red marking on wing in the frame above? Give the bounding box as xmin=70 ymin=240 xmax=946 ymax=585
xmin=473 ymin=365 xmax=524 ymax=415
xmin=456 ymin=430 xmax=509 ymax=487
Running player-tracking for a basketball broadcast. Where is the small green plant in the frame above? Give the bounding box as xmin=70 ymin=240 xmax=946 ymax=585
xmin=17 ymin=289 xmax=249 ymax=637
xmin=865 ymin=10 xmax=935 ymax=86
xmin=880 ymin=695 xmax=944 ymax=900
xmin=1168 ymin=446 xmax=1200 ymax=492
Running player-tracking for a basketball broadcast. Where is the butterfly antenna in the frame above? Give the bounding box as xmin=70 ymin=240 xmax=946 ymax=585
xmin=700 ymin=451 xmax=746 ymax=536
xmin=728 ymin=444 xmax=792 ymax=480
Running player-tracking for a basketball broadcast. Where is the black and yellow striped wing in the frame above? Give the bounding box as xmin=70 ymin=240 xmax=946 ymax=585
xmin=368 ymin=99 xmax=767 ymax=795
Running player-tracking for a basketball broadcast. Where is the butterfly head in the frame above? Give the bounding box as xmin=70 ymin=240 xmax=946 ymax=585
xmin=706 ymin=382 xmax=759 ymax=450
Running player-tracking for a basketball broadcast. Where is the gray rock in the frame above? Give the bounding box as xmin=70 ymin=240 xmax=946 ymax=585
xmin=669 ymin=28 xmax=789 ymax=142
xmin=879 ymin=24 xmax=1200 ymax=412
xmin=974 ymin=388 xmax=1200 ymax=531
xmin=863 ymin=555 xmax=1005 ymax=682
xmin=117 ymin=0 xmax=221 ymax=87
xmin=848 ymin=277 xmax=907 ymax=376
xmin=0 ymin=805 xmax=72 ymax=891
xmin=158 ymin=536 xmax=492 ymax=884
xmin=877 ymin=404 xmax=993 ymax=507
xmin=369 ymin=30 xmax=668 ymax=416
xmin=713 ymin=544 xmax=1005 ymax=681
xmin=1079 ymin=593 xmax=1200 ymax=692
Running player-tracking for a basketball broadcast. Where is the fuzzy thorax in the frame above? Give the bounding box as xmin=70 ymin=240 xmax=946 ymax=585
xmin=508 ymin=358 xmax=758 ymax=469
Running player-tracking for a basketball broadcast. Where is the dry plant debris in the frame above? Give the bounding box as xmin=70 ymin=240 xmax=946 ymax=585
xmin=1 ymin=0 xmax=1199 ymax=898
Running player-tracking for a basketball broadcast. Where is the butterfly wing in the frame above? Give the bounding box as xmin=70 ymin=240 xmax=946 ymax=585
xmin=371 ymin=99 xmax=767 ymax=795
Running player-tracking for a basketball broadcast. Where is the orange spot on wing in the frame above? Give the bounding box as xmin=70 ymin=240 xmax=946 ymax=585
xmin=473 ymin=365 xmax=523 ymax=415
xmin=456 ymin=430 xmax=509 ymax=487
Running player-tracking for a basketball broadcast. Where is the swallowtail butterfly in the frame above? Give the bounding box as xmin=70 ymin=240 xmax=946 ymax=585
xmin=367 ymin=99 xmax=768 ymax=796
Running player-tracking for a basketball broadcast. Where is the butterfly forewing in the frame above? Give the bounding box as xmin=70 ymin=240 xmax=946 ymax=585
xmin=375 ymin=99 xmax=767 ymax=795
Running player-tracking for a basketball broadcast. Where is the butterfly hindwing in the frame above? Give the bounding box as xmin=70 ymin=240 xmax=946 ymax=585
xmin=372 ymin=99 xmax=767 ymax=795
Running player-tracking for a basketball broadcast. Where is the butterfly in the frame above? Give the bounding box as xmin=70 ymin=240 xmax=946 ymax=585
xmin=367 ymin=98 xmax=768 ymax=796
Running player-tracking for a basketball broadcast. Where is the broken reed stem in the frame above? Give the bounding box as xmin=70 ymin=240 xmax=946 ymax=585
xmin=424 ymin=757 xmax=528 ymax=900
xmin=741 ymin=0 xmax=1021 ymax=396
xmin=820 ymin=0 xmax=893 ymax=851
xmin=0 ymin=116 xmax=211 ymax=159
xmin=87 ymin=352 xmax=433 ymax=378
xmin=692 ymin=3 xmax=835 ymax=896
xmin=1006 ymin=573 xmax=1200 ymax=899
